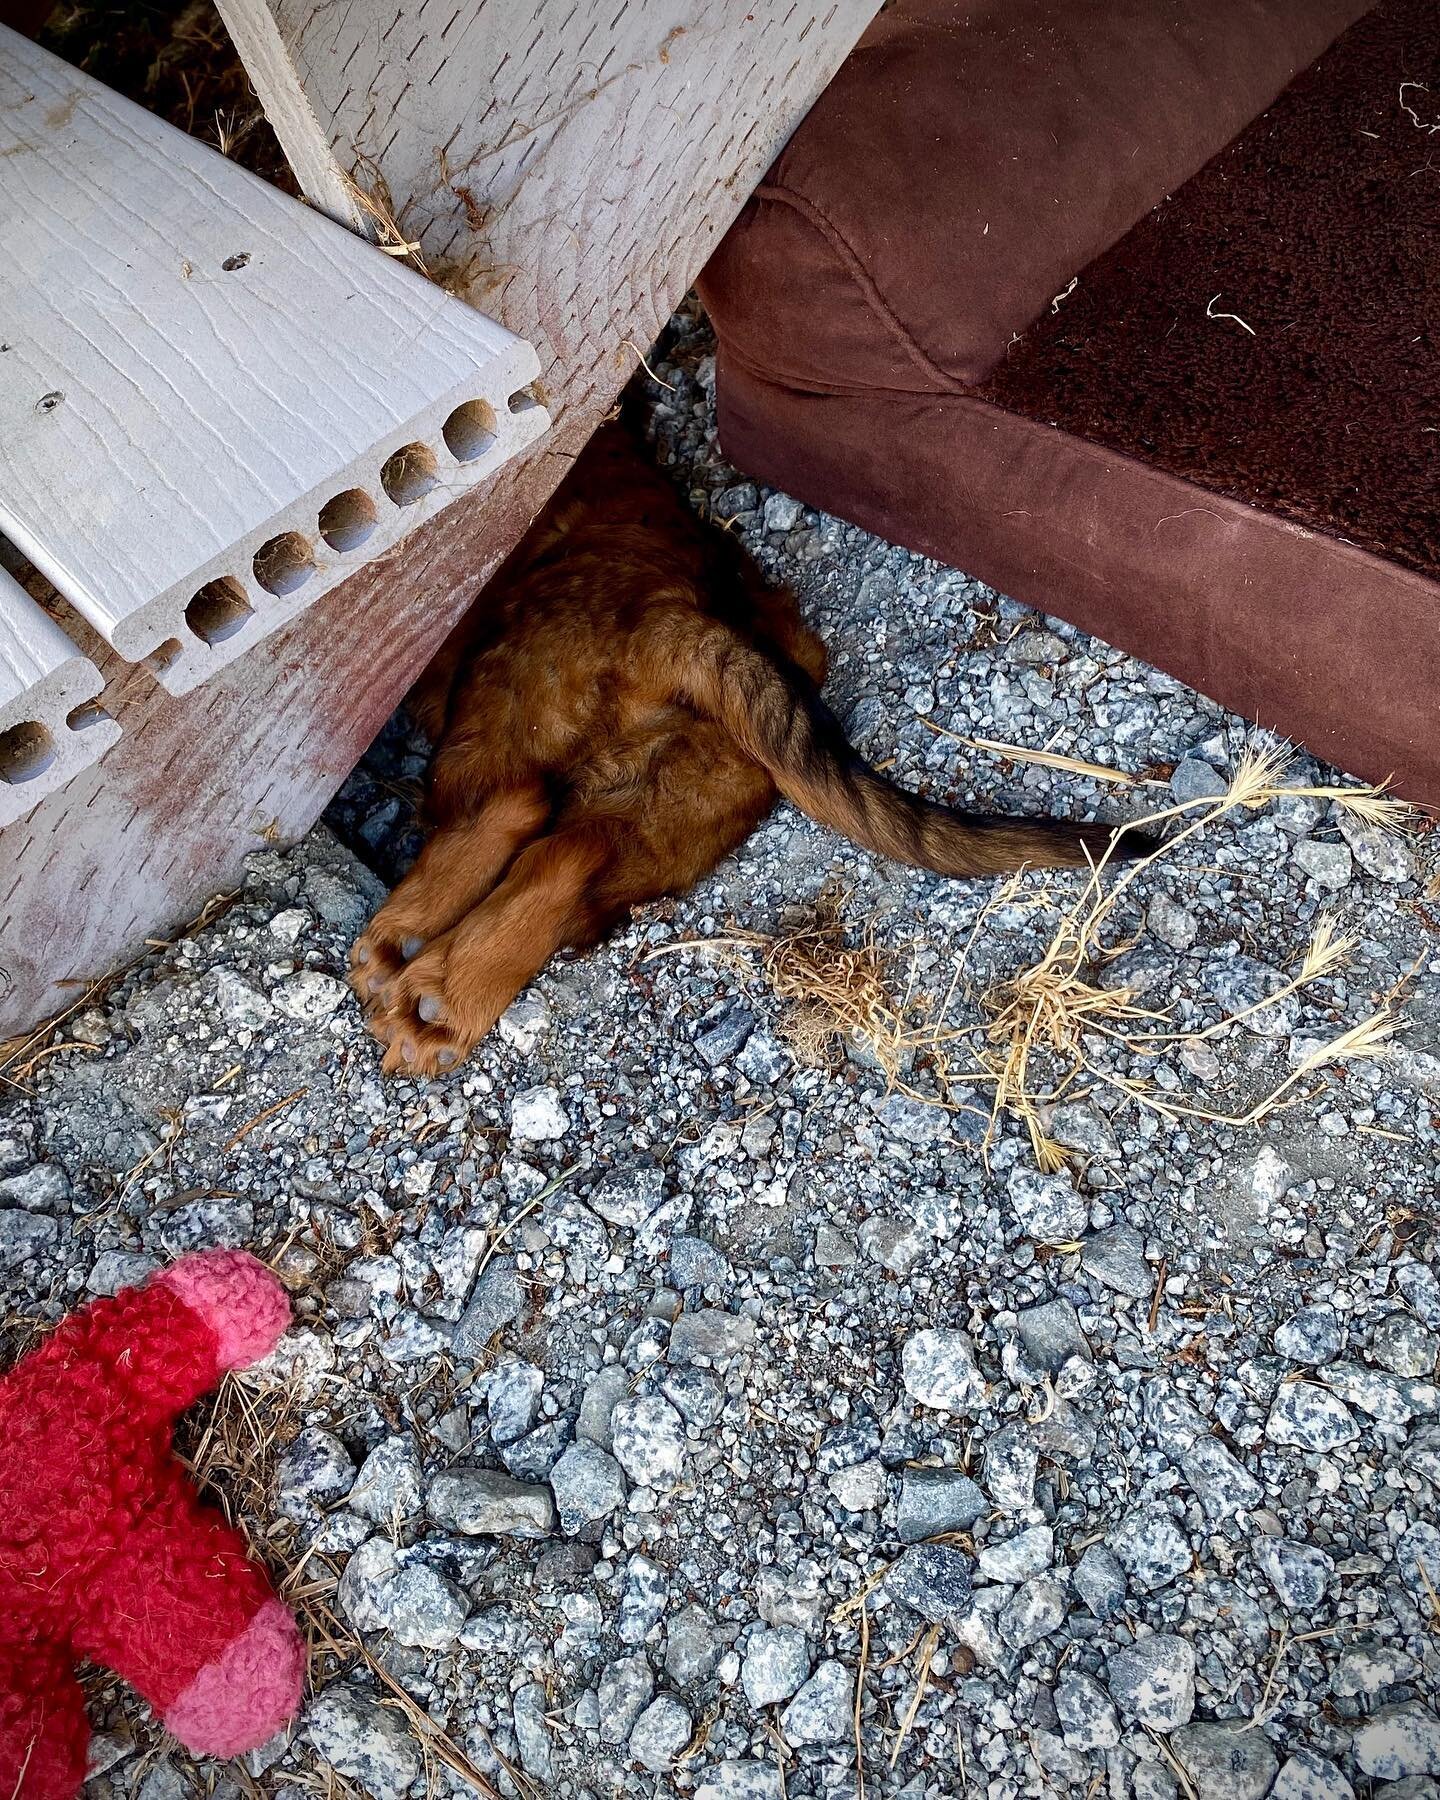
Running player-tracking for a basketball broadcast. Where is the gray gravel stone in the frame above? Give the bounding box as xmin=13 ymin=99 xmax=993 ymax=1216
xmin=452 ymin=1257 xmax=521 ymax=1359
xmin=512 ymin=1683 xmax=552 ymax=1781
xmin=901 ymin=1327 xmax=986 ymax=1411
xmin=1181 ymin=1434 xmax=1262 ymax=1518
xmin=1055 ymin=1671 xmax=1120 ymax=1751
xmin=306 ymin=1685 xmax=420 ymax=1800
xmin=1267 ymin=1380 xmax=1360 ymax=1449
xmin=1293 ymin=837 xmax=1353 ymax=888
xmin=665 ymin=1604 xmax=722 ymax=1686
xmin=1105 ymin=1634 xmax=1197 ymax=1729
xmin=1354 ymin=1704 xmax=1440 ymax=1779
xmin=1074 ymin=1544 xmax=1128 ymax=1619
xmin=780 ymin=1660 xmax=852 ymax=1746
xmin=1016 ymin=1298 xmax=1089 ymax=1373
xmin=1080 ymin=1224 xmax=1152 ymax=1297
xmin=896 ymin=1466 xmax=988 ymax=1542
xmin=1108 ymin=1507 xmax=1193 ymax=1592
xmin=1270 ymin=1750 xmax=1356 ymax=1800
xmin=1398 ymin=1263 xmax=1440 ymax=1330
xmin=1338 ymin=813 xmax=1415 ymax=883
xmin=617 ymin=1552 xmax=669 ymax=1645
xmin=1276 ymin=1304 xmax=1345 ymax=1363
xmin=275 ymin=1429 xmax=354 ymax=1519
xmin=694 ymin=1003 xmax=755 ymax=1067
xmin=1255 ymin=1537 xmax=1334 ymax=1612
xmin=347 ymin=1436 xmax=422 ymax=1524
xmin=484 ymin=1356 xmax=544 ymax=1445
xmin=977 ymin=1524 xmax=1053 ymax=1584
xmin=1007 ymin=1167 xmax=1088 ymax=1243
xmin=611 ymin=1392 xmax=687 ymax=1487
xmin=597 ymin=1654 xmax=654 ymax=1745
xmin=695 ymin=1766 xmax=783 ymax=1800
xmin=999 ymin=1576 xmax=1067 ymax=1648
xmin=577 ymin=1363 xmax=629 ymax=1451
xmin=741 ymin=1626 xmax=811 ymax=1708
xmin=0 ymin=1162 xmax=70 ymax=1212
xmin=1372 ymin=1312 xmax=1440 ymax=1378
xmin=85 ymin=1249 xmax=160 ymax=1295
xmin=589 ymin=1161 xmax=665 ymax=1228
xmin=0 ymin=1210 xmax=58 ymax=1270
xmin=510 ymin=1083 xmax=569 ymax=1139
xmin=1148 ymin=893 xmax=1200 ymax=950
xmin=885 ymin=1543 xmax=973 ymax=1625
xmin=668 ymin=1307 xmax=757 ymax=1365
xmin=1170 ymin=1723 xmax=1279 ymax=1800
xmin=426 ymin=1469 xmax=554 ymax=1538
xmin=548 ymin=1439 xmax=627 ymax=1534
xmin=380 ymin=1564 xmax=469 ymax=1648
xmin=1171 ymin=757 xmax=1228 ymax=801
xmin=629 ymin=1696 xmax=692 ymax=1772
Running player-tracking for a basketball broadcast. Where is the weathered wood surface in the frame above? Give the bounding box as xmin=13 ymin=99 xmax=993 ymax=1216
xmin=0 ymin=26 xmax=546 ymax=695
xmin=0 ymin=568 xmax=119 ymax=829
xmin=0 ymin=0 xmax=879 ymax=1035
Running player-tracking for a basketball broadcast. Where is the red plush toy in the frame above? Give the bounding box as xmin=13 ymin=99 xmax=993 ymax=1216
xmin=0 ymin=1249 xmax=307 ymax=1799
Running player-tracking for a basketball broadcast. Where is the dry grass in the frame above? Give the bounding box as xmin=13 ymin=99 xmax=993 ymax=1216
xmin=343 ymin=158 xmax=431 ymax=277
xmin=646 ymin=896 xmax=929 ymax=1083
xmin=180 ymin=1353 xmax=537 ymax=1800
xmin=675 ymin=743 xmax=1422 ymax=1171
xmin=41 ymin=0 xmax=292 ymax=187
xmin=967 ymin=742 xmax=1413 ymax=1168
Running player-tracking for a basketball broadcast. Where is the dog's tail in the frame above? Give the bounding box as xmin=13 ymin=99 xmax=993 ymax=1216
xmin=661 ymin=611 xmax=1143 ymax=876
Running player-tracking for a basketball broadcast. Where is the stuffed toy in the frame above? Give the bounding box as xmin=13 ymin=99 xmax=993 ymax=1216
xmin=0 ymin=1249 xmax=307 ymax=1800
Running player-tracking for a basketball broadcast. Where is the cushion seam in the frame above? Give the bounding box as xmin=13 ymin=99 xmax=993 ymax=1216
xmin=750 ymin=180 xmax=970 ymax=395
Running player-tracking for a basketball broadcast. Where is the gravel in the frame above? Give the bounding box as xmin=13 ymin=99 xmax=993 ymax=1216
xmin=12 ymin=305 xmax=1440 ymax=1800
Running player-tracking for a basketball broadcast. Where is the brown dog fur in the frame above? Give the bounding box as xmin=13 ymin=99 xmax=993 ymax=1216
xmin=352 ymin=423 xmax=1137 ymax=1075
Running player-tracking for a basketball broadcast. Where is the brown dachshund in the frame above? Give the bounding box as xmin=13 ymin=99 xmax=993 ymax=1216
xmin=351 ymin=423 xmax=1139 ymax=1075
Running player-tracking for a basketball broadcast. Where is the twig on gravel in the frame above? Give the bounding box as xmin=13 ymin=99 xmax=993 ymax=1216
xmin=1147 ymin=1257 xmax=1169 ymax=1334
xmin=889 ymin=1625 xmax=940 ymax=1770
xmin=222 ymin=1086 xmax=308 ymax=1152
xmin=966 ymin=741 xmax=1413 ymax=1167
xmin=920 ymin=718 xmax=1164 ymax=788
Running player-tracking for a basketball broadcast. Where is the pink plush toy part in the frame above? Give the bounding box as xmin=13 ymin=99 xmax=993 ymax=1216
xmin=0 ymin=1249 xmax=306 ymax=1800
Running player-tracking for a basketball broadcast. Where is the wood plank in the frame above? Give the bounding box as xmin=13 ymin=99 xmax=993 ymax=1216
xmin=0 ymin=567 xmax=119 ymax=829
xmin=0 ymin=26 xmax=547 ymax=695
xmin=0 ymin=0 xmax=880 ymax=1036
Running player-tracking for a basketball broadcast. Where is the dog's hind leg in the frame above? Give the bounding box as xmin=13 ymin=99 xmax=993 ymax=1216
xmin=372 ymin=821 xmax=615 ymax=1076
xmin=349 ymin=781 xmax=549 ymax=1009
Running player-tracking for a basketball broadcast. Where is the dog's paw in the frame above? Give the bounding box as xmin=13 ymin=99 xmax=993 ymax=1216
xmin=348 ymin=918 xmax=427 ymax=1012
xmin=367 ymin=941 xmax=470 ymax=1078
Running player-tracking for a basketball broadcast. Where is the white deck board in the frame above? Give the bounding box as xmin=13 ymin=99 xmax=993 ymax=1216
xmin=0 ymin=26 xmax=548 ymax=693
xmin=0 ymin=567 xmax=119 ymax=829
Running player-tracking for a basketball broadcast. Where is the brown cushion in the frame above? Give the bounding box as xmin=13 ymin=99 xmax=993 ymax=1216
xmin=699 ymin=0 xmax=1440 ymax=801
xmin=977 ymin=0 xmax=1438 ymax=583
xmin=700 ymin=0 xmax=1370 ymax=389
xmin=709 ymin=365 xmax=1440 ymax=800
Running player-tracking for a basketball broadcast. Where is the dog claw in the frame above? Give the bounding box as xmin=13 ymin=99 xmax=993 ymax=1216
xmin=400 ymin=935 xmax=424 ymax=960
xmin=418 ymin=994 xmax=443 ymax=1024
xmin=436 ymin=1048 xmax=457 ymax=1069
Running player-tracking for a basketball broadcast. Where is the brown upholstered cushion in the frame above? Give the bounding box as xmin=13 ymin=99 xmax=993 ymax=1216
xmin=698 ymin=0 xmax=1440 ymax=800
xmin=699 ymin=0 xmax=1370 ymax=389
xmin=978 ymin=0 xmax=1439 ymax=583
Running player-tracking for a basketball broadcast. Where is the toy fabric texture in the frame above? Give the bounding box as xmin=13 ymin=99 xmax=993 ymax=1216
xmin=0 ymin=1249 xmax=306 ymax=1800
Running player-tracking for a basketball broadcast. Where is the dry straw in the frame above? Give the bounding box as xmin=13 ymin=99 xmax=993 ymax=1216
xmin=662 ymin=742 xmax=1421 ymax=1168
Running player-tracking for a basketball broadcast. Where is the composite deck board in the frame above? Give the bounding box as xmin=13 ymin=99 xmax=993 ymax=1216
xmin=0 ymin=26 xmax=546 ymax=696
